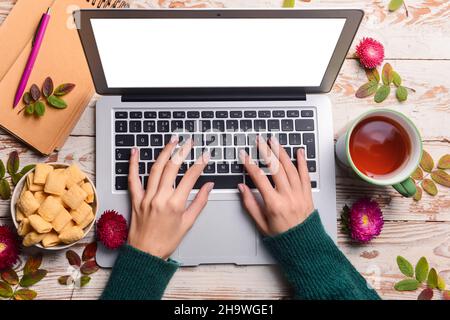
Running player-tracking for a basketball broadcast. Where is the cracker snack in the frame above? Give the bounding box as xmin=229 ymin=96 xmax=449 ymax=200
xmin=15 ymin=163 xmax=96 ymax=248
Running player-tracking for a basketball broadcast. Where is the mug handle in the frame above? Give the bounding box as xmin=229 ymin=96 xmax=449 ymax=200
xmin=393 ymin=178 xmax=416 ymax=197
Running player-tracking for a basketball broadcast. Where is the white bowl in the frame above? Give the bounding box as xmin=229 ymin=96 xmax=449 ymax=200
xmin=10 ymin=163 xmax=97 ymax=250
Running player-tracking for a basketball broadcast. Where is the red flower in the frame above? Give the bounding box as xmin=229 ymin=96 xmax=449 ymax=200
xmin=96 ymin=210 xmax=128 ymax=250
xmin=356 ymin=37 xmax=385 ymax=69
xmin=0 ymin=225 xmax=20 ymax=270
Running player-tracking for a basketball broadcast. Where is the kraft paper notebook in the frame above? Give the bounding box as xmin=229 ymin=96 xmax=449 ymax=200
xmin=0 ymin=0 xmax=128 ymax=155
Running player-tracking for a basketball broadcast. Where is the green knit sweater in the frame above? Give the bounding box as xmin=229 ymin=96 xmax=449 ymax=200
xmin=101 ymin=211 xmax=380 ymax=300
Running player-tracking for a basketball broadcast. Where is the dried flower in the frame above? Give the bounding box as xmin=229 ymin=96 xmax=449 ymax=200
xmin=96 ymin=210 xmax=128 ymax=250
xmin=0 ymin=225 xmax=20 ymax=270
xmin=355 ymin=37 xmax=385 ymax=69
xmin=341 ymin=198 xmax=384 ymax=243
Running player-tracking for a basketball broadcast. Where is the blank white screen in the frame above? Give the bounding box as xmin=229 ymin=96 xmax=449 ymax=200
xmin=91 ymin=18 xmax=346 ymax=88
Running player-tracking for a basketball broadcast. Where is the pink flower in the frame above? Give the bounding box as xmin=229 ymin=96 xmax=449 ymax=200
xmin=0 ymin=225 xmax=20 ymax=270
xmin=96 ymin=210 xmax=128 ymax=250
xmin=355 ymin=37 xmax=385 ymax=69
xmin=342 ymin=198 xmax=384 ymax=243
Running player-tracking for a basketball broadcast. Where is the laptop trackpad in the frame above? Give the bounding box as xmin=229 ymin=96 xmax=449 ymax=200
xmin=177 ymin=200 xmax=258 ymax=265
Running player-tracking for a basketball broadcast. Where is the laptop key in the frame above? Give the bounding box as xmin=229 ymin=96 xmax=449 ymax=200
xmin=240 ymin=120 xmax=252 ymax=131
xmin=221 ymin=133 xmax=233 ymax=146
xmin=200 ymin=120 xmax=211 ymax=132
xmin=154 ymin=148 xmax=163 ymax=160
xmin=226 ymin=120 xmax=238 ymax=131
xmin=268 ymin=119 xmax=280 ymax=131
xmin=140 ymin=149 xmax=152 ymax=160
xmin=254 ymin=119 xmax=266 ymax=131
xmin=216 ymin=111 xmax=228 ymax=118
xmin=178 ymin=163 xmax=188 ymax=174
xmin=244 ymin=110 xmax=257 ymax=118
xmin=136 ymin=135 xmax=149 ymax=146
xmin=210 ymin=147 xmax=222 ymax=160
xmin=115 ymin=148 xmax=131 ymax=161
xmin=144 ymin=111 xmax=156 ymax=119
xmin=273 ymin=110 xmax=285 ymax=118
xmin=147 ymin=162 xmax=154 ymax=173
xmin=310 ymin=181 xmax=317 ymax=188
xmin=231 ymin=162 xmax=243 ymax=173
xmin=115 ymin=162 xmax=129 ymax=174
xmin=224 ymin=147 xmax=236 ymax=160
xmin=204 ymin=162 xmax=215 ymax=174
xmin=115 ymin=176 xmax=128 ymax=190
xmin=185 ymin=120 xmax=196 ymax=132
xmin=115 ymin=121 xmax=127 ymax=133
xmin=157 ymin=120 xmax=169 ymax=132
xmin=278 ymin=133 xmax=288 ymax=145
xmin=139 ymin=162 xmax=146 ymax=174
xmin=115 ymin=111 xmax=127 ymax=119
xmin=295 ymin=119 xmax=315 ymax=131
xmin=246 ymin=175 xmax=275 ymax=188
xmin=164 ymin=134 xmax=172 ymax=145
xmin=143 ymin=121 xmax=155 ymax=132
xmin=130 ymin=111 xmax=142 ymax=119
xmin=230 ymin=111 xmax=242 ymax=118
xmin=171 ymin=120 xmax=183 ymax=132
xmin=181 ymin=175 xmax=243 ymax=189
xmin=234 ymin=134 xmax=246 ymax=146
xmin=201 ymin=111 xmax=214 ymax=118
xmin=281 ymin=119 xmax=294 ymax=131
xmin=193 ymin=134 xmax=204 ymax=146
xmin=283 ymin=147 xmax=292 ymax=158
xmin=258 ymin=110 xmax=271 ymax=118
xmin=205 ymin=134 xmax=218 ymax=146
xmin=129 ymin=121 xmax=141 ymax=133
xmin=303 ymin=133 xmax=316 ymax=158
xmin=173 ymin=111 xmax=185 ymax=118
xmin=212 ymin=120 xmax=225 ymax=131
xmin=150 ymin=134 xmax=163 ymax=146
xmin=217 ymin=162 xmax=230 ymax=173
xmin=289 ymin=133 xmax=301 ymax=145
xmin=115 ymin=134 xmax=134 ymax=147
xmin=187 ymin=111 xmax=200 ymax=118
xmin=158 ymin=111 xmax=171 ymax=118
xmin=301 ymin=110 xmax=314 ymax=118
xmin=307 ymin=160 xmax=316 ymax=172
xmin=287 ymin=110 xmax=299 ymax=117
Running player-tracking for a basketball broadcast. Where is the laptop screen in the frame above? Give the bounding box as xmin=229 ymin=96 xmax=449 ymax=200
xmin=90 ymin=18 xmax=346 ymax=89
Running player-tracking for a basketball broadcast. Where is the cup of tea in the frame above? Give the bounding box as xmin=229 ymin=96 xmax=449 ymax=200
xmin=336 ymin=109 xmax=422 ymax=197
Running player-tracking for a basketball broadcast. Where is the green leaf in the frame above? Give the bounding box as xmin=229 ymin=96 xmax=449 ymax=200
xmin=1 ymin=268 xmax=19 ymax=285
xmin=396 ymin=86 xmax=408 ymax=102
xmin=422 ymin=179 xmax=438 ymax=196
xmin=7 ymin=151 xmax=19 ymax=175
xmin=437 ymin=276 xmax=446 ymax=291
xmin=11 ymin=173 xmax=23 ymax=186
xmin=20 ymin=164 xmax=35 ymax=175
xmin=374 ymin=85 xmax=390 ymax=103
xmin=389 ymin=0 xmax=404 ymax=12
xmin=431 ymin=169 xmax=450 ymax=187
xmin=19 ymin=269 xmax=47 ymax=287
xmin=365 ymin=68 xmax=380 ymax=83
xmin=42 ymin=77 xmax=54 ymax=98
xmin=13 ymin=289 xmax=37 ymax=300
xmin=340 ymin=205 xmax=351 ymax=234
xmin=394 ymin=279 xmax=420 ymax=291
xmin=392 ymin=71 xmax=402 ymax=86
xmin=79 ymin=275 xmax=91 ymax=287
xmin=25 ymin=103 xmax=34 ymax=115
xmin=24 ymin=253 xmax=43 ymax=275
xmin=23 ymin=92 xmax=32 ymax=105
xmin=355 ymin=81 xmax=379 ymax=98
xmin=413 ymin=186 xmax=422 ymax=201
xmin=415 ymin=257 xmax=429 ymax=282
xmin=53 ymin=83 xmax=76 ymax=96
xmin=34 ymin=100 xmax=45 ymax=117
xmin=0 ymin=178 xmax=11 ymax=200
xmin=58 ymin=275 xmax=74 ymax=285
xmin=47 ymin=95 xmax=68 ymax=109
xmin=382 ymin=63 xmax=394 ymax=85
xmin=80 ymin=260 xmax=99 ymax=275
xmin=30 ymin=84 xmax=41 ymax=101
xmin=282 ymin=0 xmax=295 ymax=8
xmin=427 ymin=268 xmax=438 ymax=289
xmin=420 ymin=150 xmax=434 ymax=173
xmin=66 ymin=250 xmax=81 ymax=267
xmin=417 ymin=288 xmax=433 ymax=300
xmin=397 ymin=256 xmax=414 ymax=277
xmin=0 ymin=160 xmax=5 ymax=179
xmin=437 ymin=154 xmax=450 ymax=169
xmin=0 ymin=281 xmax=13 ymax=298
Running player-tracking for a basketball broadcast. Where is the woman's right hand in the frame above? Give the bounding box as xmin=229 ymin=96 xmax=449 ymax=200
xmin=238 ymin=136 xmax=315 ymax=237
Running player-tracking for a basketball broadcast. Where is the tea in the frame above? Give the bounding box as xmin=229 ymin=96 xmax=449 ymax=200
xmin=349 ymin=116 xmax=411 ymax=178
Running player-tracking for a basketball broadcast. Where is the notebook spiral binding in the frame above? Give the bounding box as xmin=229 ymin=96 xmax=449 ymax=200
xmin=87 ymin=0 xmax=130 ymax=8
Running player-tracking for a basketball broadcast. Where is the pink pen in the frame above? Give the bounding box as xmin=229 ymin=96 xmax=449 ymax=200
xmin=13 ymin=8 xmax=51 ymax=108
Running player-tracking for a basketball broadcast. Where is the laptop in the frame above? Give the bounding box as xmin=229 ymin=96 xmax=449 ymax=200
xmin=76 ymin=9 xmax=363 ymax=267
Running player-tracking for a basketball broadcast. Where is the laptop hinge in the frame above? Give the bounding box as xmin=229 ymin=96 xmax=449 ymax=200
xmin=121 ymin=89 xmax=307 ymax=102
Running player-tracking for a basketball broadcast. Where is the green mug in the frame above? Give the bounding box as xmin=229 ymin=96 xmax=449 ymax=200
xmin=335 ymin=109 xmax=422 ymax=197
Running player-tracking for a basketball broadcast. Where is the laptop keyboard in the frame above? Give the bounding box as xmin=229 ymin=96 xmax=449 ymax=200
xmin=113 ymin=108 xmax=318 ymax=191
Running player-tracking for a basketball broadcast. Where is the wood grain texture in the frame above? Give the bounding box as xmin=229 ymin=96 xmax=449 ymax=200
xmin=0 ymin=0 xmax=449 ymax=300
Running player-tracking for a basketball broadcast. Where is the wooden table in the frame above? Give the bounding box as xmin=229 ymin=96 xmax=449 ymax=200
xmin=1 ymin=0 xmax=449 ymax=300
